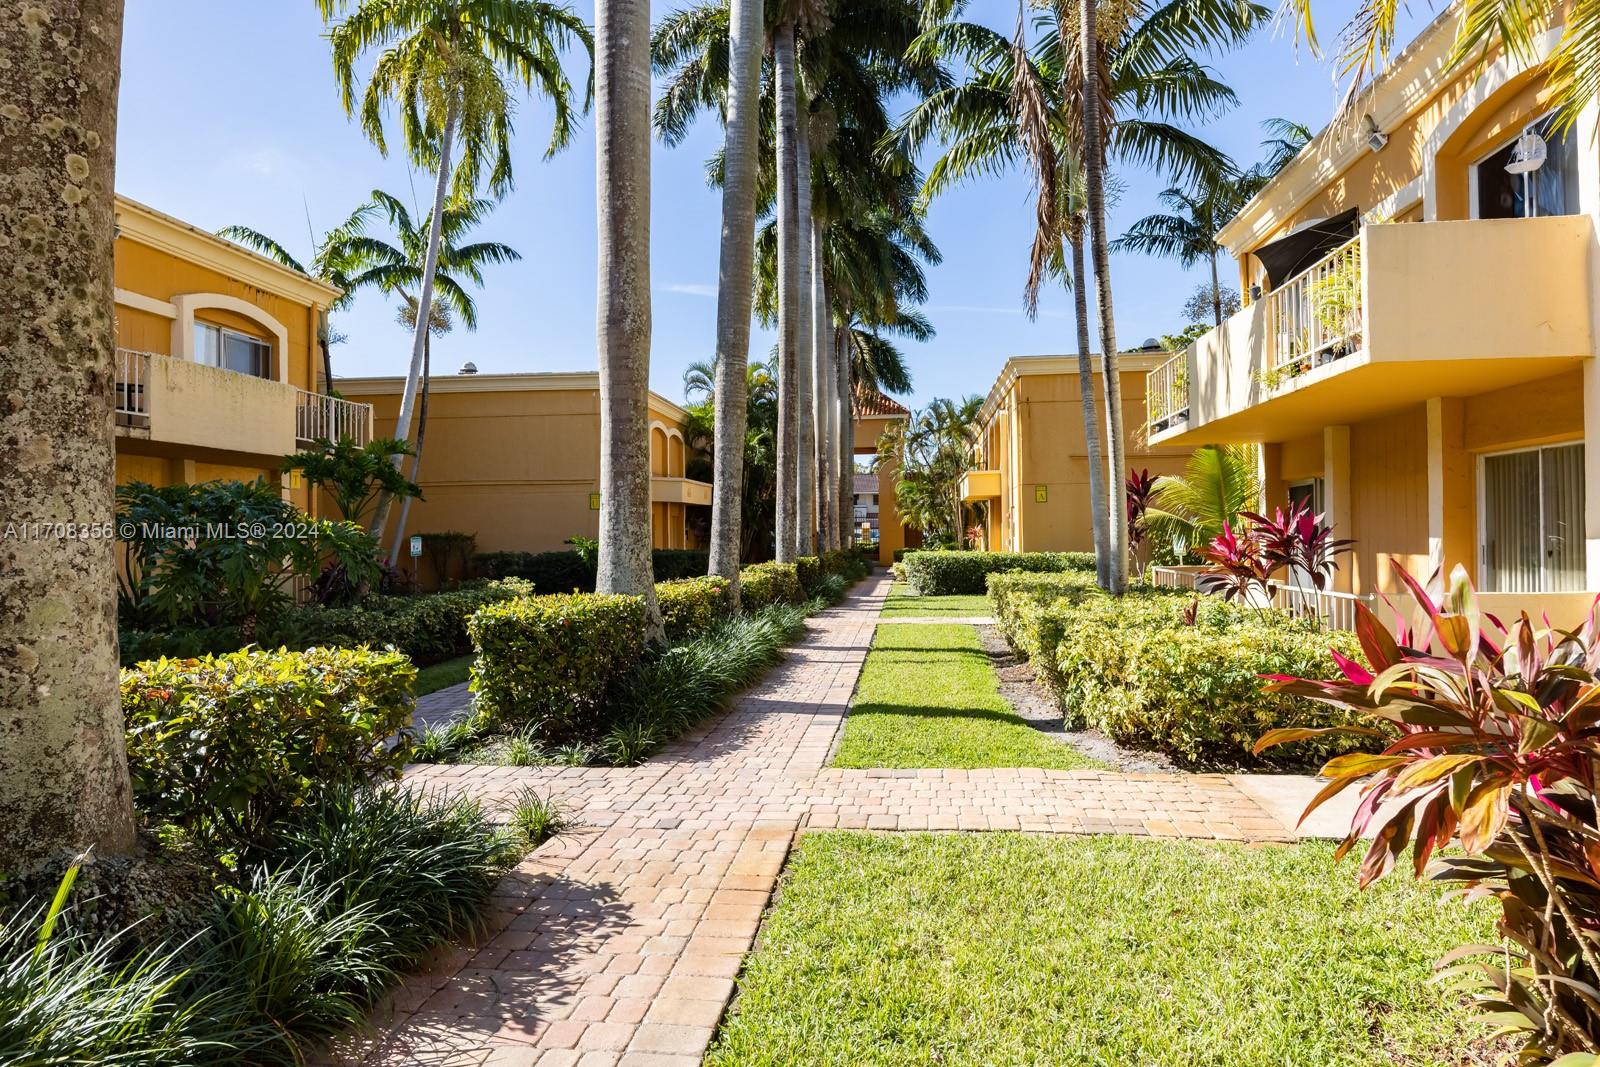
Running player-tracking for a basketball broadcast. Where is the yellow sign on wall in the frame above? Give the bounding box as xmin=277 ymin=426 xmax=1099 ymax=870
xmin=1034 ymin=485 xmax=1048 ymax=503
xmin=589 ymin=492 xmax=601 ymax=511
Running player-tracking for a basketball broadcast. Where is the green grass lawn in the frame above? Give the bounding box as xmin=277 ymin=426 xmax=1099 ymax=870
xmin=880 ymin=582 xmax=992 ymax=617
xmin=832 ymin=623 xmax=1100 ymax=769
xmin=415 ymin=654 xmax=474 ymax=696
xmin=706 ymin=833 xmax=1498 ymax=1067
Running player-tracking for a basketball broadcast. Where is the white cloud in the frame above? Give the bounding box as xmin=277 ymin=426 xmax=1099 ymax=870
xmin=659 ymin=282 xmax=717 ymax=298
xmin=926 ymin=303 xmax=1069 ymax=320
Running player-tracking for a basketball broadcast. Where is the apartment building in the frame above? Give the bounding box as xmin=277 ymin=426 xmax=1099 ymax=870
xmin=113 ymin=195 xmax=371 ymax=513
xmin=854 ymin=388 xmax=918 ymax=563
xmin=337 ymin=370 xmax=713 ymax=556
xmin=965 ymin=354 xmax=1191 ymax=552
xmin=1145 ymin=6 xmax=1600 ymax=621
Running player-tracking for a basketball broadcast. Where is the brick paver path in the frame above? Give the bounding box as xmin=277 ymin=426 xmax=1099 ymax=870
xmin=343 ymin=574 xmax=1290 ymax=1067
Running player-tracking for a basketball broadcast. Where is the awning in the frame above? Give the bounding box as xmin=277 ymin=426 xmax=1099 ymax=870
xmin=1252 ymin=207 xmax=1361 ymax=288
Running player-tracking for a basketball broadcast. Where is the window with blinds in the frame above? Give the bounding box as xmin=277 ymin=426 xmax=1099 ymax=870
xmin=1481 ymin=444 xmax=1585 ymax=592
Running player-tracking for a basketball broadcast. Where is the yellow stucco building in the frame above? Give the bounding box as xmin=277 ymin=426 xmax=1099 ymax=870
xmin=113 ymin=195 xmax=372 ymax=513
xmin=1146 ymin=6 xmax=1600 ymax=621
xmin=963 ymin=354 xmax=1191 ymax=552
xmin=336 ymin=371 xmax=712 ymax=560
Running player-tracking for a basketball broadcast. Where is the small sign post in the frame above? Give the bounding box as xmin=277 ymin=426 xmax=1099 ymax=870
xmin=409 ymin=534 xmax=423 ymax=558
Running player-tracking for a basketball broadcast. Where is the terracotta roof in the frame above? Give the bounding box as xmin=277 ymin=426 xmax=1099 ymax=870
xmin=853 ymin=388 xmax=911 ymax=418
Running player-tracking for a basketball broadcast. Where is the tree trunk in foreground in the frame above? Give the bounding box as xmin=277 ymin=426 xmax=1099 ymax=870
xmin=1071 ymin=234 xmax=1110 ymax=588
xmin=1079 ymin=0 xmax=1128 ymax=594
xmin=772 ymin=20 xmax=800 ymax=563
xmin=594 ymin=0 xmax=660 ymax=638
xmin=836 ymin=329 xmax=853 ymax=550
xmin=391 ymin=331 xmax=431 ymax=574
xmin=792 ymin=99 xmax=815 ymax=558
xmin=370 ymin=99 xmax=458 ymax=549
xmin=0 ymin=0 xmax=138 ymax=872
xmin=708 ymin=0 xmax=763 ymax=594
xmin=811 ymin=227 xmax=833 ymax=552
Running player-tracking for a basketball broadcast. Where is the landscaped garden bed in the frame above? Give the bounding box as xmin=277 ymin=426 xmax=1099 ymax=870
xmin=705 ymin=832 xmax=1498 ymax=1066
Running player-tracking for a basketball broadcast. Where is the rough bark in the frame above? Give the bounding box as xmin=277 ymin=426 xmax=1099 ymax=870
xmin=1071 ymin=234 xmax=1109 ymax=588
xmin=706 ymin=0 xmax=763 ymax=596
xmin=391 ymin=330 xmax=430 ymax=574
xmin=811 ymin=225 xmax=833 ymax=552
xmin=1079 ymin=0 xmax=1128 ymax=593
xmin=0 ymin=0 xmax=138 ymax=871
xmin=792 ymin=96 xmax=815 ymax=557
xmin=594 ymin=0 xmax=660 ymax=638
xmin=1209 ymin=250 xmax=1223 ymax=327
xmin=772 ymin=20 xmax=799 ymax=563
xmin=371 ymin=98 xmax=458 ymax=547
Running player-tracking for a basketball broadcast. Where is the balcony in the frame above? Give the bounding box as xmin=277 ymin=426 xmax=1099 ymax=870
xmin=959 ymin=469 xmax=1001 ymax=502
xmin=115 ymin=349 xmax=373 ymax=457
xmin=1147 ymin=216 xmax=1596 ymax=444
xmin=650 ymin=476 xmax=713 ymax=506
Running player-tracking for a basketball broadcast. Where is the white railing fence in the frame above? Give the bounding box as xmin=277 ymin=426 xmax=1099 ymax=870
xmin=114 ymin=348 xmax=152 ymax=428
xmin=1266 ymin=233 xmax=1363 ymax=382
xmin=1150 ymin=565 xmax=1373 ymax=630
xmin=296 ymin=389 xmax=373 ymax=446
xmin=1146 ymin=351 xmax=1189 ymax=433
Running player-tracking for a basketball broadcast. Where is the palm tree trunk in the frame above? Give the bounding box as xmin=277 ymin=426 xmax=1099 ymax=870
xmin=594 ymin=0 xmax=661 ymax=639
xmin=390 ymin=330 xmax=430 ymax=575
xmin=0 ymin=0 xmax=138 ymax=868
xmin=318 ymin=310 xmax=336 ymax=393
xmin=811 ymin=224 xmax=833 ymax=552
xmin=370 ymin=96 xmax=458 ymax=549
xmin=707 ymin=0 xmax=763 ymax=596
xmin=793 ymin=96 xmax=816 ymax=558
xmin=1079 ymin=0 xmax=1128 ymax=594
xmin=837 ymin=328 xmax=853 ymax=549
xmin=1210 ymin=249 xmax=1223 ymax=327
xmin=773 ymin=20 xmax=800 ymax=563
xmin=1072 ymin=233 xmax=1110 ymax=588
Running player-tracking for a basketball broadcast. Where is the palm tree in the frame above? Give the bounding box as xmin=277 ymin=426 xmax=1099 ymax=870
xmin=685 ymin=358 xmax=782 ymax=559
xmin=217 ymin=201 xmax=378 ymax=390
xmin=595 ymin=0 xmax=660 ymax=635
xmin=0 ymin=0 xmax=139 ymax=865
xmin=878 ymin=396 xmax=985 ymax=546
xmin=318 ymin=0 xmax=591 ymax=544
xmin=1144 ymin=444 xmax=1262 ymax=557
xmin=1112 ymin=182 xmax=1240 ymax=326
xmin=905 ymin=0 xmax=1262 ymax=585
xmin=341 ymin=190 xmax=519 ymax=557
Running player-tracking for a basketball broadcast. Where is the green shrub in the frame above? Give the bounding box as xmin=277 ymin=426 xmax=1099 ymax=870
xmin=739 ymin=561 xmax=805 ymax=608
xmin=652 ymin=549 xmax=711 ymax=580
xmin=468 ymin=592 xmax=647 ymax=742
xmin=795 ymin=556 xmax=824 ymax=595
xmin=902 ymin=550 xmax=1096 ymax=595
xmin=122 ymin=647 xmax=415 ymax=851
xmin=985 ymin=570 xmax=1109 ymax=685
xmin=473 ymin=548 xmax=709 ymax=589
xmin=655 ymin=576 xmax=732 ymax=640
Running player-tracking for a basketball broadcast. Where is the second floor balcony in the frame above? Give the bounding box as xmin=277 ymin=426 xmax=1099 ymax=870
xmin=116 ymin=349 xmax=373 ymax=456
xmin=1146 ymin=216 xmax=1596 ymax=444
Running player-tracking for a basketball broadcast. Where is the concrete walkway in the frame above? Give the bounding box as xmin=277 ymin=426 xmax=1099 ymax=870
xmin=345 ymin=575 xmax=1309 ymax=1066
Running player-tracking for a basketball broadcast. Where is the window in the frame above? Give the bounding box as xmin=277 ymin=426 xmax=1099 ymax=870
xmin=194 ymin=322 xmax=271 ymax=379
xmin=1481 ymin=443 xmax=1585 ymax=592
xmin=1286 ymin=479 xmax=1327 ymax=589
xmin=1474 ymin=113 xmax=1580 ymax=220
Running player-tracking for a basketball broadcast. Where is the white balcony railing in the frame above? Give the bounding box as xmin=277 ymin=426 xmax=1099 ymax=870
xmin=295 ymin=389 xmax=373 ymax=446
xmin=1146 ymin=351 xmax=1188 ymax=434
xmin=114 ymin=348 xmax=151 ymax=429
xmin=1265 ymin=233 xmax=1363 ymax=383
xmin=1150 ymin=565 xmax=1374 ymax=631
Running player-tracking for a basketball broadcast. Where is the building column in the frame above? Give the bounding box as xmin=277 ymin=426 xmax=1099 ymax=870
xmin=1584 ymin=358 xmax=1600 ymax=588
xmin=1259 ymin=442 xmax=1283 ymax=512
xmin=1427 ymin=397 xmax=1474 ymax=585
xmin=1324 ymin=425 xmax=1353 ymax=592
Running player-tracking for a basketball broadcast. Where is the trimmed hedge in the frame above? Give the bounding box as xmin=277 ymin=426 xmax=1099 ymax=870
xmin=740 ymin=561 xmax=805 ymax=608
xmin=902 ymin=550 xmax=1096 ymax=595
xmin=991 ymin=583 xmax=1368 ymax=767
xmin=656 ymin=576 xmax=732 ymax=640
xmin=473 ymin=548 xmax=709 ymax=590
xmin=122 ymin=647 xmax=415 ymax=849
xmin=468 ymin=592 xmax=648 ymax=742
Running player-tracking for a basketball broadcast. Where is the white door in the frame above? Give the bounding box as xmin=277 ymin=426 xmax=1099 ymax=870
xmin=1481 ymin=444 xmax=1585 ymax=592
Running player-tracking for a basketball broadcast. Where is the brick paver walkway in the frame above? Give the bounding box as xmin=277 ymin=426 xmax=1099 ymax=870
xmin=343 ymin=574 xmax=1290 ymax=1066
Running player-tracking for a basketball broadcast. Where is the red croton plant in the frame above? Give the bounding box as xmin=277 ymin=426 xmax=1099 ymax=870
xmin=1257 ymin=562 xmax=1600 ymax=1062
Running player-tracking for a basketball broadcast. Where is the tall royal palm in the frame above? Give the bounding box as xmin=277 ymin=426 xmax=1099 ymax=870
xmin=595 ymin=0 xmax=660 ymax=633
xmin=218 ymin=202 xmax=378 ymax=390
xmin=318 ymin=0 xmax=591 ymax=542
xmin=654 ymin=0 xmax=763 ymax=589
xmin=343 ymin=191 xmax=519 ymax=555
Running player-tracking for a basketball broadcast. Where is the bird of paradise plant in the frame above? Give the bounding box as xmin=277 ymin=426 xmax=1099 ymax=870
xmin=1257 ymin=562 xmax=1600 ymax=1061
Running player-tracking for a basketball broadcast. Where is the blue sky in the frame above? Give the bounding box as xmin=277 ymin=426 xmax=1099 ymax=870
xmin=117 ymin=0 xmax=1431 ymax=409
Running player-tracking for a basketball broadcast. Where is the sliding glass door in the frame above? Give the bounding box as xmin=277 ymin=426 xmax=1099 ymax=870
xmin=1481 ymin=444 xmax=1586 ymax=592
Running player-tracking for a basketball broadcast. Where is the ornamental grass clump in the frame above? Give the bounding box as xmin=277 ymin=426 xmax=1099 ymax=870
xmin=1259 ymin=563 xmax=1600 ymax=1061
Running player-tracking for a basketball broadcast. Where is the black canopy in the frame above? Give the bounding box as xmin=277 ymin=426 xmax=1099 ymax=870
xmin=1252 ymin=207 xmax=1361 ymax=288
